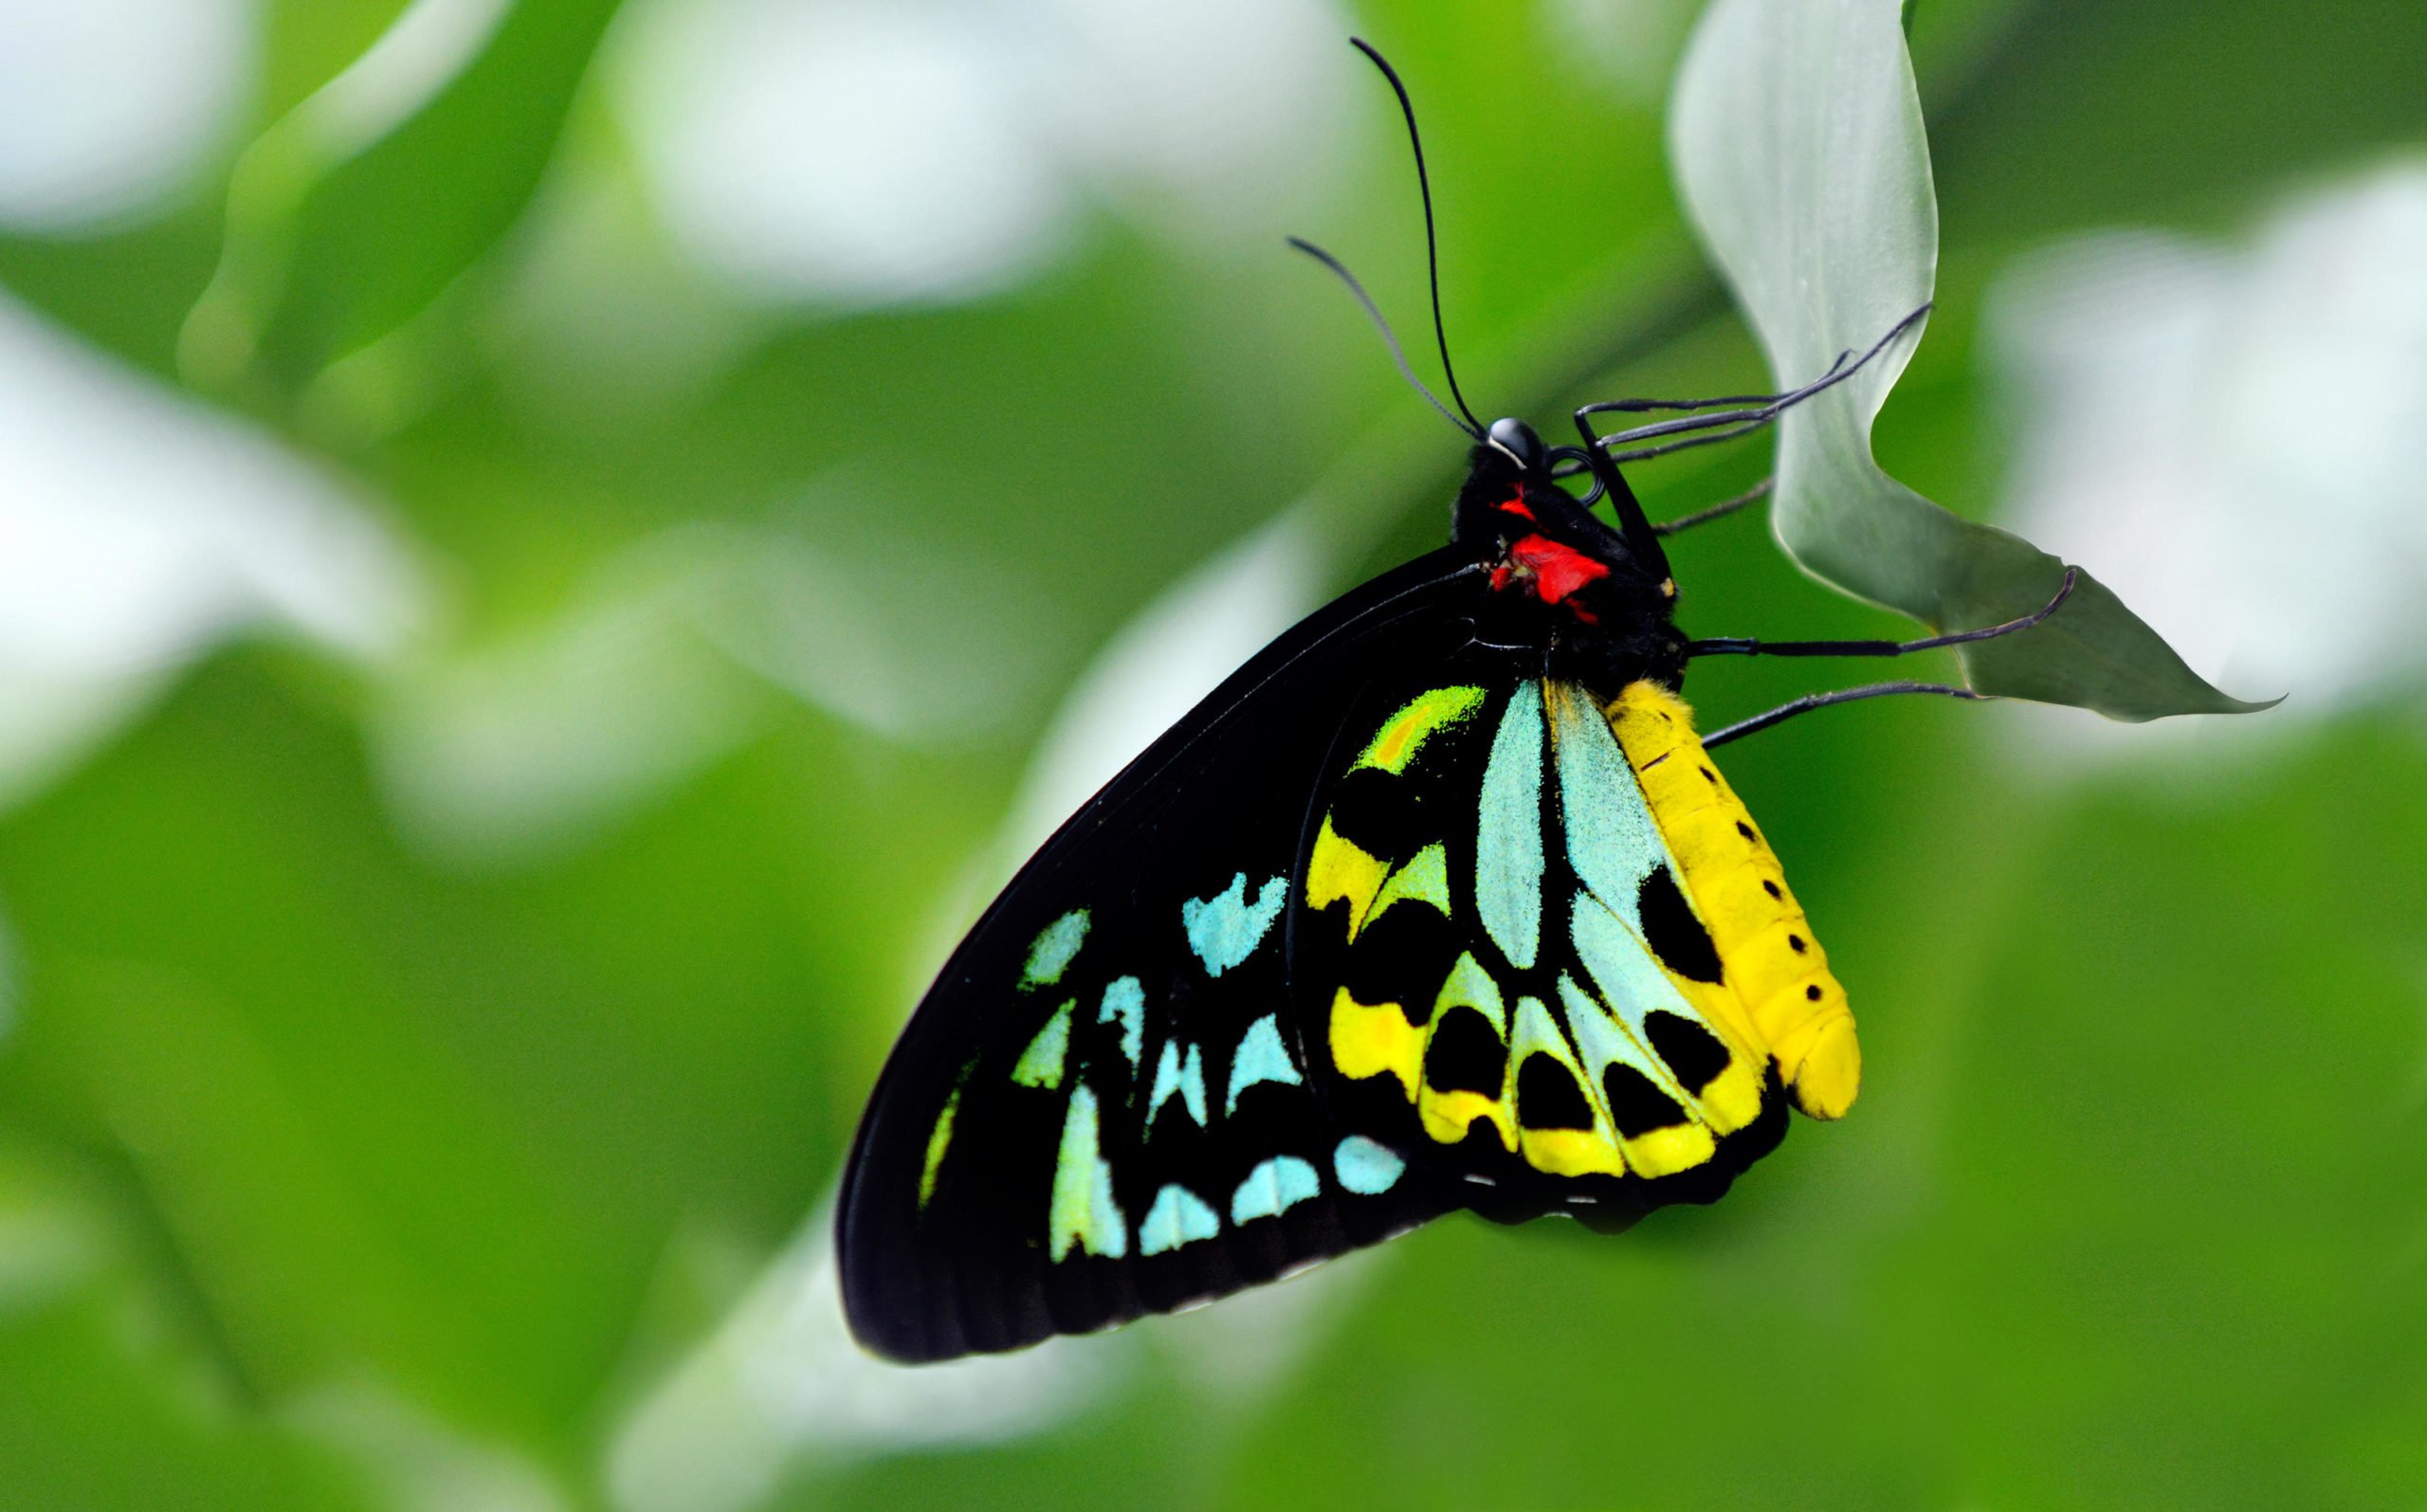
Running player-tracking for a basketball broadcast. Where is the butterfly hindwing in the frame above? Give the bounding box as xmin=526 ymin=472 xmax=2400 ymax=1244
xmin=1298 ymin=667 xmax=1817 ymax=1230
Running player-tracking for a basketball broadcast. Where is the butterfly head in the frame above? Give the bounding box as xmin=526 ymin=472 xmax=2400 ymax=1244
xmin=1484 ymin=415 xmax=1549 ymax=472
xmin=1453 ymin=417 xmax=1688 ymax=687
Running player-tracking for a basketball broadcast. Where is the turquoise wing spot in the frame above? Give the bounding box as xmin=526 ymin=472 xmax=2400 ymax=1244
xmin=1566 ymin=900 xmax=1709 ymax=1110
xmin=1011 ymin=999 xmax=1074 ymax=1088
xmin=1147 ymin=1039 xmax=1209 ymax=1129
xmin=1477 ymin=682 xmax=1545 ymax=970
xmin=1020 ymin=909 xmax=1090 ymax=990
xmin=1557 ymin=974 xmax=1687 ymax=1123
xmin=1137 ymin=1184 xmax=1222 ymax=1255
xmin=1049 ymin=1084 xmax=1127 ymax=1261
xmin=1331 ymin=1135 xmax=1405 ymax=1194
xmin=1098 ymin=975 xmax=1145 ymax=1072
xmin=1230 ymin=1156 xmax=1321 ymax=1222
xmin=1547 ymin=683 xmax=1667 ymax=932
xmin=1182 ymin=873 xmax=1287 ymax=977
xmin=1225 ymin=1013 xmax=1304 ymax=1114
xmin=1571 ymin=891 xmax=1707 ymax=1045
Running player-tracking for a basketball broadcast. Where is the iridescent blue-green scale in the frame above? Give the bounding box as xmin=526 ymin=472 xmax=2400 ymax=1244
xmin=1477 ymin=682 xmax=1545 ymax=970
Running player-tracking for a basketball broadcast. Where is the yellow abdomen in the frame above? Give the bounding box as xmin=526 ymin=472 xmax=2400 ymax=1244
xmin=1605 ymin=681 xmax=1860 ymax=1120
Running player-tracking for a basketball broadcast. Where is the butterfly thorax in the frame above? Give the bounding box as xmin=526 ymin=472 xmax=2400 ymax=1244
xmin=1450 ymin=445 xmax=1689 ymax=696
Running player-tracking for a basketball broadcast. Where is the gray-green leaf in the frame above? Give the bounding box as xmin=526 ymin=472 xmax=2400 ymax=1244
xmin=1667 ymin=0 xmax=2270 ymax=720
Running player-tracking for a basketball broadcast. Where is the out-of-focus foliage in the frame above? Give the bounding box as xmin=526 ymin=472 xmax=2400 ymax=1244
xmin=0 ymin=1 xmax=2422 ymax=1509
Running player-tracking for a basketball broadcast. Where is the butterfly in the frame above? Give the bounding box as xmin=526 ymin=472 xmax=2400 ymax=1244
xmin=836 ymin=40 xmax=2072 ymax=1364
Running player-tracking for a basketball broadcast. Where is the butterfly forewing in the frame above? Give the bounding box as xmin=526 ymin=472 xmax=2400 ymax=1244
xmin=839 ymin=553 xmax=1476 ymax=1363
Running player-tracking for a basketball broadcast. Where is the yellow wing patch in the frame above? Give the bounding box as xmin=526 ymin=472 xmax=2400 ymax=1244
xmin=1328 ymin=987 xmax=1424 ymax=1098
xmin=1305 ymin=816 xmax=1389 ymax=937
xmin=1606 ymin=681 xmax=1860 ymax=1120
xmin=1355 ymin=684 xmax=1487 ymax=774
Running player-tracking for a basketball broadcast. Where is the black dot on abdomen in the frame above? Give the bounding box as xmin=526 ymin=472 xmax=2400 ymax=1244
xmin=1516 ymin=1053 xmax=1594 ymax=1130
xmin=1637 ymin=865 xmax=1724 ymax=983
xmin=1424 ymin=1007 xmax=1506 ymax=1097
xmin=1602 ymin=1063 xmax=1690 ymax=1139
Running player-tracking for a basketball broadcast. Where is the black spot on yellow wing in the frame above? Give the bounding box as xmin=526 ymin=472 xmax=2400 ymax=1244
xmin=1423 ymin=1007 xmax=1505 ymax=1096
xmin=1642 ymin=1011 xmax=1732 ymax=1096
xmin=1323 ymin=765 xmax=1429 ymax=858
xmin=1601 ymin=1063 xmax=1691 ymax=1139
xmin=1341 ymin=902 xmax=1457 ymax=1013
xmin=1636 ymin=864 xmax=1724 ymax=983
xmin=1515 ymin=1054 xmax=1595 ymax=1130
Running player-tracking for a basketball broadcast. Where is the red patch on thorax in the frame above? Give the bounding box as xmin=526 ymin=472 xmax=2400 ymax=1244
xmin=1505 ymin=534 xmax=1610 ymax=607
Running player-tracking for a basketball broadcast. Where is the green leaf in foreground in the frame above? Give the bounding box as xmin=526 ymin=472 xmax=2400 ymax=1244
xmin=1667 ymin=0 xmax=2271 ymax=720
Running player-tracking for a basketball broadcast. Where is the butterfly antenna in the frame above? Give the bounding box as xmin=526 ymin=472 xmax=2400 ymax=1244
xmin=1286 ymin=236 xmax=1478 ymax=438
xmin=1348 ymin=37 xmax=1486 ymax=438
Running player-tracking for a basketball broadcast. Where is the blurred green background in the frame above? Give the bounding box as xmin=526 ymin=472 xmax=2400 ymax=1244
xmin=2 ymin=1 xmax=2424 ymax=1508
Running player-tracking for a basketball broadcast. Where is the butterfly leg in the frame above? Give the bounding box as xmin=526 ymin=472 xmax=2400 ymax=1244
xmin=1573 ymin=302 xmax=1930 ymax=465
xmin=1651 ymin=476 xmax=1771 ymax=537
xmin=1686 ymin=569 xmax=2077 ymax=660
xmin=1701 ymin=681 xmax=1987 ymax=749
xmin=1573 ymin=354 xmax=1852 ymax=419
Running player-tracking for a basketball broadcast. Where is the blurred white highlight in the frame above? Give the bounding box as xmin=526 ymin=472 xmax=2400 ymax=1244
xmin=374 ymin=506 xmax=1046 ymax=866
xmin=0 ymin=0 xmax=254 ymax=229
xmin=608 ymin=1205 xmax=1116 ymax=1512
xmin=1987 ymin=164 xmax=2427 ymax=757
xmin=372 ymin=540 xmax=761 ymax=867
xmin=619 ymin=0 xmax=1068 ymax=306
xmin=294 ymin=0 xmax=515 ymax=151
xmin=612 ymin=0 xmax=1350 ymax=307
xmin=1547 ymin=0 xmax=1703 ymax=106
xmin=289 ymin=1383 xmax=570 ymax=1512
xmin=607 ymin=1195 xmax=1368 ymax=1510
xmin=0 ymin=291 xmax=424 ymax=809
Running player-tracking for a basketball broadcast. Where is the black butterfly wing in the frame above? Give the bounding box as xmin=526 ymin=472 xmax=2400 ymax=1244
xmin=839 ymin=549 xmax=1486 ymax=1363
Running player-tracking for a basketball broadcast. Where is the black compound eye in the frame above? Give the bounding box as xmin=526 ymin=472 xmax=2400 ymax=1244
xmin=1487 ymin=416 xmax=1546 ymax=471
